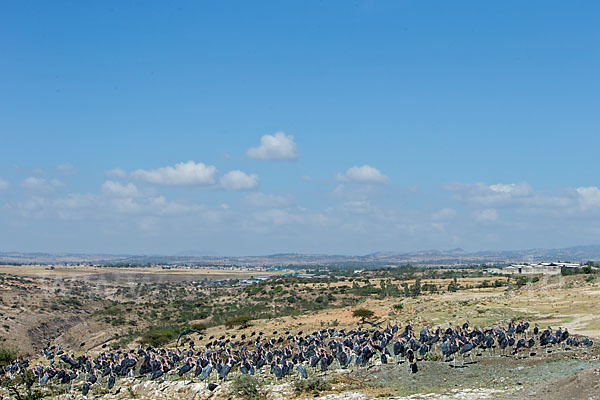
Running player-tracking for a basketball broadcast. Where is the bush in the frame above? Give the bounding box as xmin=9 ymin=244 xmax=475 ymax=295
xmin=190 ymin=323 xmax=207 ymax=331
xmin=352 ymin=308 xmax=375 ymax=321
xmin=140 ymin=327 xmax=179 ymax=347
xmin=225 ymin=315 xmax=252 ymax=329
xmin=392 ymin=302 xmax=403 ymax=311
xmin=0 ymin=367 xmax=44 ymax=400
xmin=231 ymin=375 xmax=264 ymax=400
xmin=293 ymin=376 xmax=332 ymax=393
xmin=0 ymin=347 xmax=17 ymax=367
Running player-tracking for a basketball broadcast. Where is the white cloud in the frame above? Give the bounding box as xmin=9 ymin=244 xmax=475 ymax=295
xmin=21 ymin=177 xmax=64 ymax=192
xmin=445 ymin=182 xmax=536 ymax=207
xmin=132 ymin=161 xmax=218 ymax=186
xmin=13 ymin=193 xmax=98 ymax=219
xmin=105 ymin=168 xmax=127 ymax=178
xmin=342 ymin=200 xmax=372 ymax=215
xmin=54 ymin=193 xmax=97 ymax=209
xmin=331 ymin=184 xmax=379 ymax=202
xmin=472 ymin=208 xmax=498 ymax=222
xmin=0 ymin=179 xmax=10 ymax=191
xmin=102 ymin=181 xmax=141 ymax=197
xmin=220 ymin=170 xmax=259 ymax=190
xmin=110 ymin=198 xmax=142 ymax=214
xmin=246 ymin=132 xmax=298 ymax=161
xmin=336 ymin=165 xmax=389 ymax=185
xmin=149 ymin=196 xmax=204 ymax=215
xmin=446 ymin=181 xmax=594 ymax=218
xmin=252 ymin=209 xmax=299 ymax=226
xmin=56 ymin=163 xmax=77 ymax=176
xmin=489 ymin=183 xmax=532 ymax=195
xmin=576 ymin=186 xmax=600 ymax=210
xmin=432 ymin=208 xmax=457 ymax=220
xmin=243 ymin=192 xmax=291 ymax=208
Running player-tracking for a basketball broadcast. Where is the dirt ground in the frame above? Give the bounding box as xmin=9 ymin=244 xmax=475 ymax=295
xmin=337 ymin=346 xmax=600 ymax=399
xmin=516 ymin=366 xmax=600 ymax=400
xmin=1 ymin=266 xmax=599 ymax=400
xmin=0 ymin=264 xmax=287 ymax=282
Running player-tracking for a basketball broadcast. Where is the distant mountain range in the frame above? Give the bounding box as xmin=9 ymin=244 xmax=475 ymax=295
xmin=2 ymin=245 xmax=600 ymax=267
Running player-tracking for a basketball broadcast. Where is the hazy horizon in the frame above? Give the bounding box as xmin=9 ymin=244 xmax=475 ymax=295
xmin=3 ymin=243 xmax=600 ymax=260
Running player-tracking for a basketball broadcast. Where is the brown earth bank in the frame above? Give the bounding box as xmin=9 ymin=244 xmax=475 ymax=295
xmin=516 ymin=366 xmax=600 ymax=400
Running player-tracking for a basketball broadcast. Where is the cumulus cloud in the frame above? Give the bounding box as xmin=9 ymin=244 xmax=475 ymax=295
xmin=106 ymin=195 xmax=207 ymax=216
xmin=246 ymin=132 xmax=298 ymax=161
xmin=13 ymin=193 xmax=98 ymax=219
xmin=21 ymin=177 xmax=64 ymax=192
xmin=243 ymin=192 xmax=291 ymax=208
xmin=489 ymin=183 xmax=533 ymax=195
xmin=336 ymin=165 xmax=389 ymax=185
xmin=445 ymin=182 xmax=536 ymax=207
xmin=109 ymin=162 xmax=258 ymax=191
xmin=0 ymin=179 xmax=10 ymax=191
xmin=105 ymin=168 xmax=127 ymax=178
xmin=576 ymin=186 xmax=600 ymax=210
xmin=445 ymin=181 xmax=600 ymax=221
xmin=132 ymin=161 xmax=218 ymax=186
xmin=472 ymin=208 xmax=498 ymax=222
xmin=220 ymin=170 xmax=259 ymax=190
xmin=102 ymin=181 xmax=141 ymax=197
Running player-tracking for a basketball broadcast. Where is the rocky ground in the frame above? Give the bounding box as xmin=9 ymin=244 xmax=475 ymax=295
xmin=28 ymin=346 xmax=598 ymax=400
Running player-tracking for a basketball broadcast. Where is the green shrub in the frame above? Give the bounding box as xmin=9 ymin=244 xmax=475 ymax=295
xmin=225 ymin=315 xmax=252 ymax=329
xmin=140 ymin=327 xmax=179 ymax=347
xmin=352 ymin=308 xmax=375 ymax=321
xmin=293 ymin=376 xmax=332 ymax=393
xmin=231 ymin=375 xmax=264 ymax=400
xmin=0 ymin=347 xmax=17 ymax=367
xmin=190 ymin=323 xmax=207 ymax=331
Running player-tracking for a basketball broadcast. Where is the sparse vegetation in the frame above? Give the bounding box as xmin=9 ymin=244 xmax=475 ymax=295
xmin=293 ymin=376 xmax=332 ymax=393
xmin=352 ymin=308 xmax=375 ymax=321
xmin=231 ymin=375 xmax=264 ymax=400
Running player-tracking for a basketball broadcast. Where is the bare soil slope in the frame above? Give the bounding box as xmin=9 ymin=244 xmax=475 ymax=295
xmin=517 ymin=366 xmax=600 ymax=400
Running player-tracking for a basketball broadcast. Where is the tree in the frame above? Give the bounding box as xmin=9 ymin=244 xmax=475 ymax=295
xmin=409 ymin=278 xmax=421 ymax=297
xmin=0 ymin=353 xmax=43 ymax=400
xmin=352 ymin=308 xmax=375 ymax=322
xmin=225 ymin=315 xmax=252 ymax=329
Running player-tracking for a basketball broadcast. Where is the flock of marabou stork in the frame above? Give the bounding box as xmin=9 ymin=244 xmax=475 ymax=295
xmin=1 ymin=319 xmax=594 ymax=396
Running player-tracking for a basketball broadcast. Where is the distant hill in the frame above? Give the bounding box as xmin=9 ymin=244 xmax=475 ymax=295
xmin=1 ymin=245 xmax=600 ymax=267
xmin=174 ymin=250 xmax=220 ymax=257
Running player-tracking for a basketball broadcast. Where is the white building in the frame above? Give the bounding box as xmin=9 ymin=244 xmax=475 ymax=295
xmin=499 ymin=262 xmax=580 ymax=275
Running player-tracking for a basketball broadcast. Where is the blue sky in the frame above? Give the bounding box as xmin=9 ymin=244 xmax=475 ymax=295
xmin=1 ymin=1 xmax=599 ymax=255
